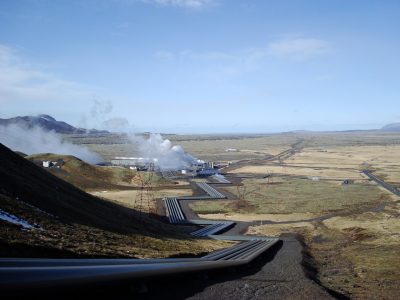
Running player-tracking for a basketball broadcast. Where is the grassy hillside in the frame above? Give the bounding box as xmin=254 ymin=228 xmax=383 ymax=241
xmin=0 ymin=143 xmax=228 ymax=257
xmin=27 ymin=153 xmax=168 ymax=190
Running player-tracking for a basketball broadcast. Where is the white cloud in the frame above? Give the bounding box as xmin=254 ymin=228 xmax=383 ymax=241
xmin=155 ymin=36 xmax=333 ymax=80
xmin=138 ymin=0 xmax=218 ymax=9
xmin=168 ymin=38 xmax=334 ymax=64
xmin=268 ymin=37 xmax=333 ymax=60
xmin=157 ymin=37 xmax=332 ymax=65
xmin=179 ymin=48 xmax=268 ymax=79
xmin=0 ymin=44 xmax=94 ymax=105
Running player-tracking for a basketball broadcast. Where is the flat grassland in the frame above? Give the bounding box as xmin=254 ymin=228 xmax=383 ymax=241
xmin=90 ymin=188 xmax=193 ymax=212
xmin=248 ymin=203 xmax=400 ymax=299
xmin=176 ymin=135 xmax=298 ymax=162
xmin=186 ymin=132 xmax=400 ymax=298
xmin=66 ymin=131 xmax=400 ymax=297
xmin=190 ymin=177 xmax=389 ymax=215
xmin=285 ymin=145 xmax=400 ymax=184
xmin=232 ymin=144 xmax=400 ymax=181
xmin=232 ymin=164 xmax=363 ymax=179
xmin=66 ymin=133 xmax=298 ymax=162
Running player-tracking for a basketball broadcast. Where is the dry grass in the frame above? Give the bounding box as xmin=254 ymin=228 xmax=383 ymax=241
xmin=90 ymin=188 xmax=193 ymax=212
xmin=323 ymin=211 xmax=400 ymax=246
xmin=85 ymin=143 xmax=138 ymax=162
xmin=0 ymin=193 xmax=232 ymax=259
xmin=248 ymin=221 xmax=315 ymax=236
xmin=75 ymin=134 xmax=298 ymax=163
xmin=197 ymin=212 xmax=320 ymax=222
xmin=285 ymin=145 xmax=400 ymax=183
xmin=247 ymin=204 xmax=400 ymax=299
xmin=61 ymin=132 xmax=400 ymax=296
xmin=232 ymin=165 xmax=362 ymax=179
xmin=176 ymin=135 xmax=298 ymax=162
xmin=190 ymin=177 xmax=387 ymax=215
xmin=27 ymin=153 xmax=140 ymax=189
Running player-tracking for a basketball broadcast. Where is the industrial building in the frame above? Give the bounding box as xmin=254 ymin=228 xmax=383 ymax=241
xmin=111 ymin=156 xmax=220 ymax=178
xmin=110 ymin=157 xmax=158 ymax=171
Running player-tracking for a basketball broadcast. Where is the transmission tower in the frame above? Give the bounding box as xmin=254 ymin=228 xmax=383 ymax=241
xmin=133 ymin=171 xmax=156 ymax=219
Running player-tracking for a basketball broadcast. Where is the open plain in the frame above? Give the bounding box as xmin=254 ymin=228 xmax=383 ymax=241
xmin=145 ymin=131 xmax=400 ymax=299
xmin=7 ymin=131 xmax=399 ymax=299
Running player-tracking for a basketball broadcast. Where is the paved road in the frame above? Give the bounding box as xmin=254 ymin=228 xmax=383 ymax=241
xmin=225 ymin=138 xmax=305 ymax=173
xmin=362 ymin=170 xmax=400 ymax=196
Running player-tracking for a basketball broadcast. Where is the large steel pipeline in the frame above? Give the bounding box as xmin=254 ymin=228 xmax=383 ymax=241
xmin=0 ymin=176 xmax=279 ymax=293
xmin=0 ymin=239 xmax=278 ymax=291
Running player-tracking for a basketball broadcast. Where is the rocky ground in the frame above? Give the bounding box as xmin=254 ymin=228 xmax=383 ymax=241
xmin=110 ymin=235 xmax=339 ymax=300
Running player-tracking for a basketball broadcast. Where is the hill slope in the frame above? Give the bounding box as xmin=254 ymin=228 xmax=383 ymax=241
xmin=0 ymin=143 xmax=226 ymax=257
xmin=381 ymin=123 xmax=400 ymax=131
xmin=27 ymin=153 xmax=135 ymax=190
xmin=0 ymin=143 xmax=150 ymax=232
xmin=27 ymin=153 xmax=168 ymax=190
xmin=0 ymin=114 xmax=108 ymax=134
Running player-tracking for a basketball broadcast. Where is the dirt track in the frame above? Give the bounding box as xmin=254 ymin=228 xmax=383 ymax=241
xmin=187 ymin=238 xmax=334 ymax=300
xmin=131 ymin=235 xmax=337 ymax=300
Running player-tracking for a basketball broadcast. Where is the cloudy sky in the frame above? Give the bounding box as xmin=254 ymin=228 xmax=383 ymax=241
xmin=0 ymin=0 xmax=399 ymax=133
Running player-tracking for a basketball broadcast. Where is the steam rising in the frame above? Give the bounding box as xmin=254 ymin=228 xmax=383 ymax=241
xmin=80 ymin=99 xmax=133 ymax=132
xmin=0 ymin=124 xmax=102 ymax=163
xmin=131 ymin=133 xmax=197 ymax=170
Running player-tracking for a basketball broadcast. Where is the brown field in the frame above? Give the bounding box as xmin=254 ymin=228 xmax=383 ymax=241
xmin=65 ymin=131 xmax=400 ymax=297
xmin=190 ymin=177 xmax=388 ymax=215
xmin=231 ymin=164 xmax=363 ymax=179
xmin=173 ymin=135 xmax=298 ymax=162
xmin=184 ymin=132 xmax=400 ymax=298
xmin=197 ymin=212 xmax=319 ymax=222
xmin=90 ymin=188 xmax=193 ymax=212
xmin=67 ymin=133 xmax=298 ymax=162
xmin=285 ymin=145 xmax=400 ymax=183
xmin=248 ymin=204 xmax=400 ymax=299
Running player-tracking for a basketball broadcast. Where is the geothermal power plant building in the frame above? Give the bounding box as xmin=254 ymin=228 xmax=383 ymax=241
xmin=111 ymin=157 xmax=219 ymax=176
xmin=111 ymin=157 xmax=158 ymax=165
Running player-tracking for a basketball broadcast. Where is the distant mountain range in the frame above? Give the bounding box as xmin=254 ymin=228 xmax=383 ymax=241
xmin=284 ymin=124 xmax=400 ymax=134
xmin=0 ymin=114 xmax=109 ymax=134
xmin=1 ymin=114 xmax=399 ymax=134
xmin=381 ymin=123 xmax=400 ymax=132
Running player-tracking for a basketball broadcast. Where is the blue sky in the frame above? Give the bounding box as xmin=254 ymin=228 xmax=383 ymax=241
xmin=0 ymin=0 xmax=399 ymax=133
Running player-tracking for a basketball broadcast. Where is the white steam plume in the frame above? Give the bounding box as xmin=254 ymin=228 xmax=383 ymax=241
xmin=131 ymin=133 xmax=197 ymax=170
xmin=0 ymin=124 xmax=102 ymax=163
xmin=79 ymin=98 xmax=133 ymax=133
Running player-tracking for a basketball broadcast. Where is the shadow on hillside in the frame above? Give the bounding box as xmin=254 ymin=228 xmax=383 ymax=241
xmin=8 ymin=241 xmax=283 ymax=300
xmin=0 ymin=143 xmax=200 ymax=241
xmin=135 ymin=240 xmax=284 ymax=300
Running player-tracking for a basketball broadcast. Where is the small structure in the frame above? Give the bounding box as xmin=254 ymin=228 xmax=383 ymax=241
xmin=53 ymin=159 xmax=64 ymax=168
xmin=111 ymin=157 xmax=157 ymax=170
xmin=196 ymin=168 xmax=219 ymax=177
xmin=42 ymin=159 xmax=64 ymax=169
xmin=42 ymin=161 xmax=52 ymax=168
xmin=342 ymin=179 xmax=354 ymax=185
xmin=206 ymin=161 xmax=214 ymax=169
